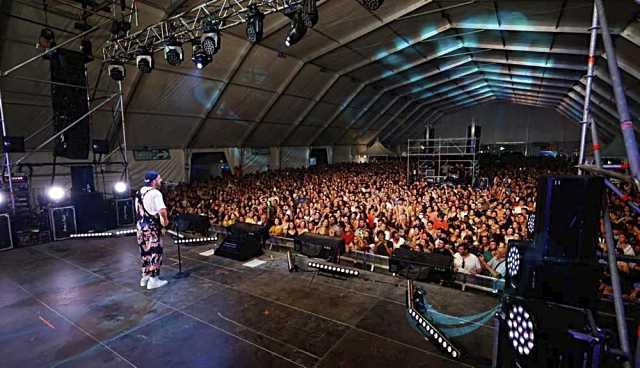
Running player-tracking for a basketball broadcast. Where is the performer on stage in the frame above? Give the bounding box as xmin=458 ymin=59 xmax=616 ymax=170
xmin=135 ymin=170 xmax=170 ymax=289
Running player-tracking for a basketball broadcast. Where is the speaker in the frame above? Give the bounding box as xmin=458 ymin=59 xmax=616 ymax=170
xmin=50 ymin=206 xmax=77 ymax=240
xmin=0 ymin=214 xmax=13 ymax=251
xmin=115 ymin=198 xmax=134 ymax=227
xmin=389 ymin=248 xmax=453 ymax=281
xmin=174 ymin=213 xmax=210 ymax=236
xmin=494 ymin=297 xmax=601 ymax=368
xmin=50 ymin=49 xmax=90 ymax=159
xmin=73 ymin=193 xmax=112 ymax=233
xmin=534 ymin=176 xmax=603 ymax=262
xmin=70 ymin=165 xmax=95 ymax=193
xmin=215 ymin=222 xmax=267 ymax=261
xmin=294 ymin=233 xmax=343 ymax=262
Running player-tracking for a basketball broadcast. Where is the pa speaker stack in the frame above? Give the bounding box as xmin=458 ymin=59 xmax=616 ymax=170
xmin=495 ymin=176 xmax=605 ymax=368
xmin=294 ymin=233 xmax=343 ymax=262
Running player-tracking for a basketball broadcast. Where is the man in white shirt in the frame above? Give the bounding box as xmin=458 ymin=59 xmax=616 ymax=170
xmin=135 ymin=171 xmax=170 ymax=290
xmin=453 ymin=244 xmax=482 ymax=274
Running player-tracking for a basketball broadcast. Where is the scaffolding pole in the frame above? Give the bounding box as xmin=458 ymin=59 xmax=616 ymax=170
xmin=594 ymin=0 xmax=640 ymax=181
xmin=117 ymin=81 xmax=129 ymax=183
xmin=577 ymin=2 xmax=599 ymax=172
xmin=0 ymin=89 xmax=16 ymax=212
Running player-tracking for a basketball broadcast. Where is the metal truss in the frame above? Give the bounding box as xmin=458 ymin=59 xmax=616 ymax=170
xmin=102 ymin=0 xmax=305 ymax=60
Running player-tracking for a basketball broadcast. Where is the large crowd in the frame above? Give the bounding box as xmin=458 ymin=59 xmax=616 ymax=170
xmin=165 ymin=158 xmax=639 ymax=302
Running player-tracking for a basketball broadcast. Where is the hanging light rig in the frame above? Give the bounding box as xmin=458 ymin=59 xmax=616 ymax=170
xmin=100 ymin=0 xmax=335 ymax=75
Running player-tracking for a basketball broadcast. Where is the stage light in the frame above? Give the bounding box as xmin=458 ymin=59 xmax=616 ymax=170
xmin=136 ymin=48 xmax=153 ymax=73
xmin=303 ymin=0 xmax=319 ymax=28
xmin=201 ymin=19 xmax=221 ymax=56
xmin=0 ymin=193 xmax=4 ymax=204
xmin=246 ymin=4 xmax=265 ymax=43
xmin=358 ymin=0 xmax=384 ymax=11
xmin=284 ymin=8 xmax=307 ymax=47
xmin=108 ymin=61 xmax=126 ymax=81
xmin=164 ymin=38 xmax=184 ymax=66
xmin=506 ymin=304 xmax=535 ymax=356
xmin=47 ymin=186 xmax=66 ymax=201
xmin=114 ymin=181 xmax=128 ymax=194
xmin=527 ymin=214 xmax=535 ymax=234
xmin=307 ymin=262 xmax=359 ymax=276
xmin=192 ymin=43 xmax=210 ymax=70
xmin=507 ymin=246 xmax=520 ymax=277
xmin=37 ymin=28 xmax=55 ymax=49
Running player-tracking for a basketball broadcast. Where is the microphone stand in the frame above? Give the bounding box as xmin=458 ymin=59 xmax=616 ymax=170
xmin=173 ymin=216 xmax=190 ymax=279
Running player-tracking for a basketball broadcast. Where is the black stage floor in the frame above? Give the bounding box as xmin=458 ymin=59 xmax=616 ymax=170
xmin=0 ymin=237 xmax=499 ymax=368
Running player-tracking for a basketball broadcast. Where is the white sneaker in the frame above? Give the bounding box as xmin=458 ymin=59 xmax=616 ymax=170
xmin=140 ymin=275 xmax=150 ymax=287
xmin=147 ymin=277 xmax=168 ymax=290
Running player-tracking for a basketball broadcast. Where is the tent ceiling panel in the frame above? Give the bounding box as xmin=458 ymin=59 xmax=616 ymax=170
xmin=322 ymin=76 xmax=361 ymax=105
xmin=282 ymin=125 xmax=321 ymax=146
xmin=285 ymin=64 xmax=336 ymax=99
xmin=264 ymin=95 xmax=313 ymax=124
xmin=314 ymin=127 xmax=347 ymax=146
xmin=260 ymin=27 xmax=338 ymax=59
xmin=233 ymin=46 xmax=302 ymax=91
xmin=303 ymin=102 xmax=342 ymax=127
xmin=349 ymin=85 xmax=382 ymax=109
xmin=346 ymin=26 xmax=408 ymax=63
xmin=209 ymin=85 xmax=273 ymax=121
xmin=190 ymin=119 xmax=254 ymax=148
xmin=310 ymin=0 xmax=379 ymax=43
xmin=332 ymin=107 xmax=364 ymax=129
xmin=313 ymin=46 xmax=369 ymax=71
xmin=128 ymin=72 xmax=223 ymax=116
xmin=244 ymin=122 xmax=291 ymax=147
xmin=126 ymin=114 xmax=201 ymax=148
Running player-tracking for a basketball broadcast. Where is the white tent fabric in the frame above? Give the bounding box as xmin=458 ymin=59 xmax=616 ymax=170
xmin=1 ymin=0 xmax=639 ymax=156
xmin=366 ymin=140 xmax=396 ymax=157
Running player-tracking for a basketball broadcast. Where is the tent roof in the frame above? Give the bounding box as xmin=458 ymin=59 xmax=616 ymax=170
xmin=366 ymin=140 xmax=396 ymax=157
xmin=1 ymin=0 xmax=639 ymax=149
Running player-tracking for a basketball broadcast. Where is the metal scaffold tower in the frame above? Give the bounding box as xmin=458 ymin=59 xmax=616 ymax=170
xmin=406 ymin=122 xmax=479 ymax=185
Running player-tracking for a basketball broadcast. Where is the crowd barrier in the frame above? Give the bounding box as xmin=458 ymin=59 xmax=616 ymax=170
xmin=207 ymin=227 xmax=504 ymax=295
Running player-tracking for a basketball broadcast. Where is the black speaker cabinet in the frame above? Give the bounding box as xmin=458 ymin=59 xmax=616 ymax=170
xmin=73 ymin=193 xmax=111 ymax=233
xmin=294 ymin=233 xmax=344 ymax=262
xmin=215 ymin=222 xmax=267 ymax=261
xmin=534 ymin=176 xmax=603 ymax=262
xmin=115 ymin=198 xmax=134 ymax=227
xmin=50 ymin=206 xmax=77 ymax=240
xmin=70 ymin=165 xmax=95 ymax=193
xmin=0 ymin=214 xmax=13 ymax=251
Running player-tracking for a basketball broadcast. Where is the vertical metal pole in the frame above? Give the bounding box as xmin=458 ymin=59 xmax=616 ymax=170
xmin=590 ymin=116 xmax=602 ymax=168
xmin=0 ymin=89 xmax=15 ymax=212
xmin=603 ymin=204 xmax=632 ymax=360
xmin=117 ymin=81 xmax=129 ymax=183
xmin=578 ymin=2 xmax=599 ymax=173
xmin=406 ymin=139 xmax=410 ymax=185
xmin=595 ymin=0 xmax=640 ymax=180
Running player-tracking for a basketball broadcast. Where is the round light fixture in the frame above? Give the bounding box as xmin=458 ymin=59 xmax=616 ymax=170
xmin=506 ymin=304 xmax=535 ymax=356
xmin=114 ymin=181 xmax=128 ymax=194
xmin=507 ymin=246 xmax=520 ymax=277
xmin=47 ymin=186 xmax=66 ymax=201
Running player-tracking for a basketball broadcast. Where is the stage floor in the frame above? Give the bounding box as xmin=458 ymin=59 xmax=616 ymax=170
xmin=0 ymin=237 xmax=499 ymax=368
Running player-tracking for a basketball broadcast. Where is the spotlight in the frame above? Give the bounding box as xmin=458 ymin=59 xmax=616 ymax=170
xmin=358 ymin=0 xmax=384 ymax=11
xmin=507 ymin=246 xmax=520 ymax=278
xmin=303 ymin=0 xmax=319 ymax=28
xmin=164 ymin=38 xmax=184 ymax=66
xmin=506 ymin=304 xmax=535 ymax=356
xmin=192 ymin=43 xmax=210 ymax=70
xmin=114 ymin=181 xmax=128 ymax=194
xmin=47 ymin=186 xmax=66 ymax=202
xmin=0 ymin=192 xmax=4 ymax=204
xmin=201 ymin=19 xmax=221 ymax=56
xmin=284 ymin=8 xmax=307 ymax=47
xmin=246 ymin=4 xmax=265 ymax=43
xmin=136 ymin=48 xmax=153 ymax=73
xmin=108 ymin=61 xmax=126 ymax=81
xmin=37 ymin=28 xmax=55 ymax=49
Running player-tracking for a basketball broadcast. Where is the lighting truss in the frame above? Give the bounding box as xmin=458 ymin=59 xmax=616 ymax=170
xmin=102 ymin=0 xmax=305 ymax=61
xmin=307 ymin=261 xmax=359 ymax=276
xmin=406 ymin=280 xmax=461 ymax=359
